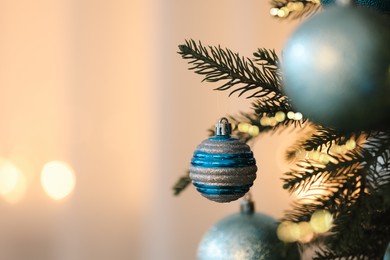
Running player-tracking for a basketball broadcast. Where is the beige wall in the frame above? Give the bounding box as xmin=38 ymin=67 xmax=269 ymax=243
xmin=0 ymin=1 xmax=299 ymax=259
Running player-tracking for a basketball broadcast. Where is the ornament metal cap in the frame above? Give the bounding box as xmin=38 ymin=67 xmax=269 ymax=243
xmin=215 ymin=117 xmax=232 ymax=137
xmin=240 ymin=194 xmax=255 ymax=215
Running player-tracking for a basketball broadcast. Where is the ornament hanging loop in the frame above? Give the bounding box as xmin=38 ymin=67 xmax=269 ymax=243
xmin=215 ymin=117 xmax=232 ymax=137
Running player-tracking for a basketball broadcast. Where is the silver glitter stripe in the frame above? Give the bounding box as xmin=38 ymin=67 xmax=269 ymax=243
xmin=196 ymin=139 xmax=251 ymax=154
xmin=190 ymin=165 xmax=257 ymax=185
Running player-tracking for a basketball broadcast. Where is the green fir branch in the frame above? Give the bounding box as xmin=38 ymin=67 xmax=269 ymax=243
xmin=284 ymin=129 xmax=390 ymax=258
xmin=172 ymin=172 xmax=191 ymax=196
xmin=178 ymin=40 xmax=284 ymax=99
xmin=315 ymin=203 xmax=390 ymax=259
xmin=283 ymin=150 xmax=363 ymax=194
xmin=286 ymin=126 xmax=364 ymax=159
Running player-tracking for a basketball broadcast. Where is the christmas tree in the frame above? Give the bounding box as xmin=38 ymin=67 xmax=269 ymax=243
xmin=173 ymin=0 xmax=390 ymax=259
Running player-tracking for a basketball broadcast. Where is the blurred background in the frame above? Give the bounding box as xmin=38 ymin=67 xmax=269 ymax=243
xmin=0 ymin=1 xmax=300 ymax=259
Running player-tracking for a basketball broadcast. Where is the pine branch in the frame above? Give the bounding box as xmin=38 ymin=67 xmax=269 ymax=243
xmin=283 ymin=150 xmax=363 ymax=193
xmin=172 ymin=173 xmax=191 ymax=196
xmin=315 ymin=203 xmax=390 ymax=260
xmin=178 ymin=40 xmax=284 ymax=99
xmin=286 ymin=126 xmax=365 ymax=161
xmin=284 ymin=129 xmax=390 ymax=258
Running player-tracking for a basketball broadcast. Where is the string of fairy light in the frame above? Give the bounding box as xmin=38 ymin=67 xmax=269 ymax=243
xmin=277 ymin=209 xmax=334 ymax=243
xmin=270 ymin=0 xmax=321 ymax=18
xmin=234 ymin=111 xmax=304 ymax=137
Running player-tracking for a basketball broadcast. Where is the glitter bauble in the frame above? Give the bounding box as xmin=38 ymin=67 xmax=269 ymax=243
xmin=197 ymin=200 xmax=300 ymax=260
xmin=321 ymin=0 xmax=390 ymax=13
xmin=189 ymin=118 xmax=257 ymax=203
xmin=282 ymin=6 xmax=390 ymax=130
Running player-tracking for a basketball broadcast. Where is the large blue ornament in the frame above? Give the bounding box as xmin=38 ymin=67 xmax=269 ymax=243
xmin=189 ymin=118 xmax=257 ymax=203
xmin=197 ymin=198 xmax=300 ymax=259
xmin=282 ymin=5 xmax=390 ymax=130
xmin=385 ymin=243 xmax=390 ymax=260
xmin=321 ymin=0 xmax=390 ymax=13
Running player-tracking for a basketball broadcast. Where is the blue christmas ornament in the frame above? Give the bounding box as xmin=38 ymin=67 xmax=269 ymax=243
xmin=197 ymin=198 xmax=300 ymax=259
xmin=385 ymin=243 xmax=390 ymax=260
xmin=282 ymin=5 xmax=390 ymax=130
xmin=321 ymin=0 xmax=390 ymax=13
xmin=189 ymin=118 xmax=257 ymax=203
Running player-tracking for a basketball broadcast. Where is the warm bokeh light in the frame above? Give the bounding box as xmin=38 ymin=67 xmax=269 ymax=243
xmin=294 ymin=112 xmax=303 ymax=120
xmin=238 ymin=122 xmax=250 ymax=133
xmin=260 ymin=116 xmax=271 ymax=126
xmin=0 ymin=158 xmax=27 ymax=204
xmin=297 ymin=221 xmax=314 ymax=243
xmin=277 ymin=221 xmax=300 ymax=243
xmin=277 ymin=220 xmax=316 ymax=243
xmin=345 ymin=139 xmax=356 ymax=150
xmin=277 ymin=7 xmax=290 ymax=18
xmin=270 ymin=8 xmax=279 ymax=16
xmin=275 ymin=111 xmax=286 ymax=122
xmin=310 ymin=209 xmax=333 ymax=234
xmin=41 ymin=161 xmax=76 ymax=200
xmin=248 ymin=125 xmax=259 ymax=137
xmin=287 ymin=111 xmax=295 ymax=119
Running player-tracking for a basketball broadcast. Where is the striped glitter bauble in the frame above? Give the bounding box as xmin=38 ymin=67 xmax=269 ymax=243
xmin=189 ymin=118 xmax=257 ymax=203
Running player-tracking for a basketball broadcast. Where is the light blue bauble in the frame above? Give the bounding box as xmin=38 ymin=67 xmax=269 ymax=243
xmin=282 ymin=6 xmax=390 ymax=130
xmin=197 ymin=202 xmax=300 ymax=260
xmin=384 ymin=243 xmax=390 ymax=260
xmin=321 ymin=0 xmax=390 ymax=13
xmin=190 ymin=118 xmax=257 ymax=203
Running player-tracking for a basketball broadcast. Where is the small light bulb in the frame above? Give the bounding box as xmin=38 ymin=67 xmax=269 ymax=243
xmin=260 ymin=117 xmax=271 ymax=126
xmin=287 ymin=111 xmax=295 ymax=119
xmin=269 ymin=117 xmax=278 ymax=126
xmin=294 ymin=2 xmax=304 ymax=11
xmin=275 ymin=111 xmax=286 ymax=122
xmin=294 ymin=112 xmax=303 ymax=120
xmin=319 ymin=154 xmax=330 ymax=164
xmin=270 ymin=8 xmax=279 ymax=16
xmin=298 ymin=222 xmax=314 ymax=243
xmin=248 ymin=125 xmax=260 ymax=137
xmin=287 ymin=2 xmax=295 ymax=10
xmin=345 ymin=139 xmax=356 ymax=150
xmin=310 ymin=210 xmax=333 ymax=233
xmin=238 ymin=122 xmax=250 ymax=133
xmin=309 ymin=151 xmax=320 ymax=161
xmin=277 ymin=221 xmax=300 ymax=243
xmin=277 ymin=7 xmax=290 ymax=17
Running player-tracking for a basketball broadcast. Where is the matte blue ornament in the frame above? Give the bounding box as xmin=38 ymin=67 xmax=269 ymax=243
xmin=282 ymin=5 xmax=390 ymax=130
xmin=197 ymin=198 xmax=300 ymax=260
xmin=321 ymin=0 xmax=390 ymax=13
xmin=385 ymin=243 xmax=390 ymax=260
xmin=189 ymin=118 xmax=257 ymax=203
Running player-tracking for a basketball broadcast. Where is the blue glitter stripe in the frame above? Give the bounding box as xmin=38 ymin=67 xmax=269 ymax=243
xmin=193 ymin=182 xmax=252 ymax=195
xmin=191 ymin=151 xmax=256 ymax=168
